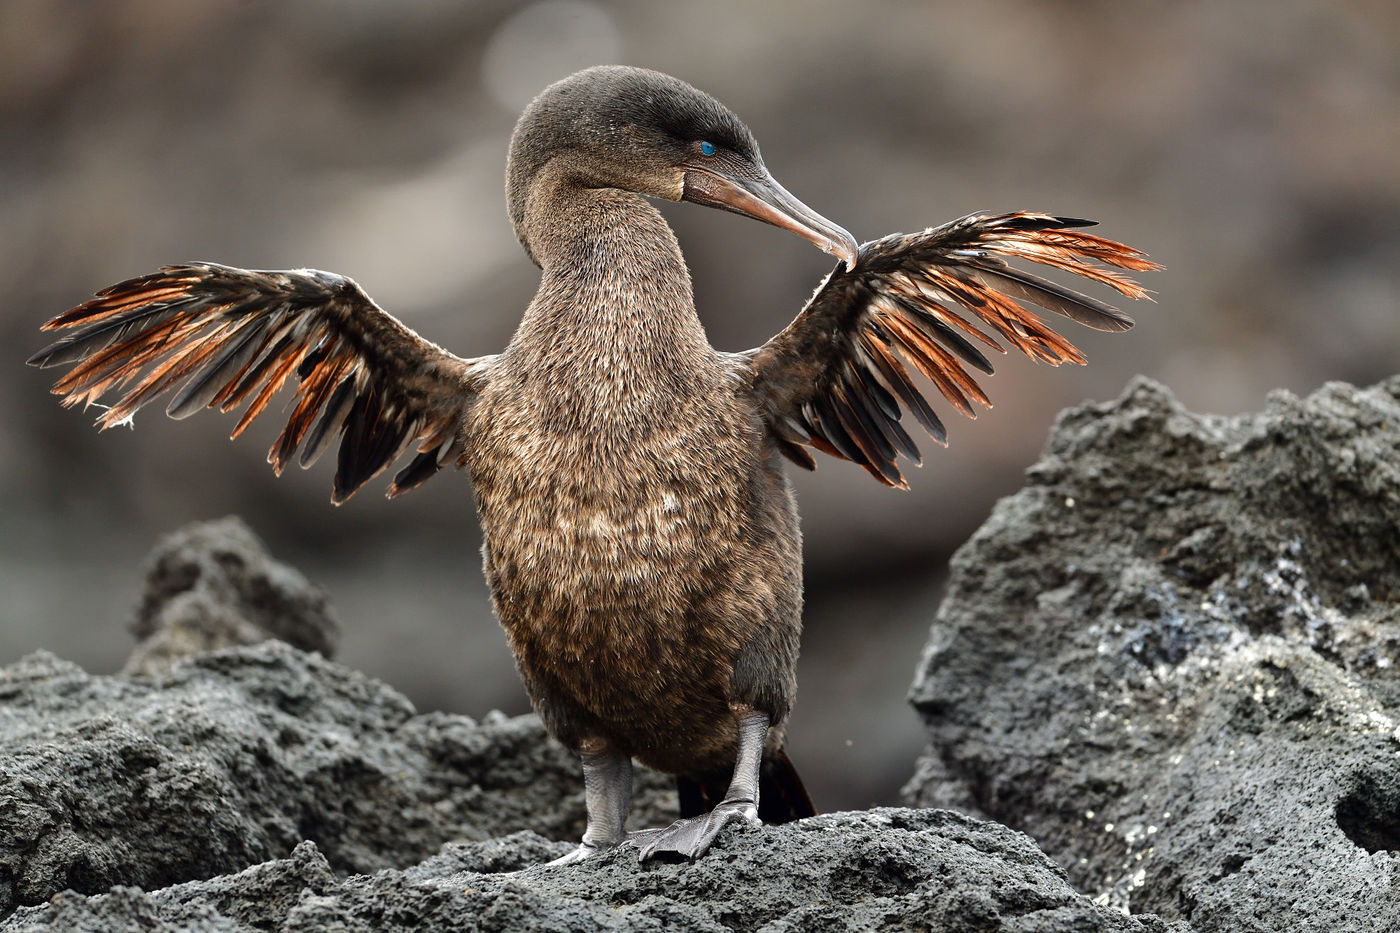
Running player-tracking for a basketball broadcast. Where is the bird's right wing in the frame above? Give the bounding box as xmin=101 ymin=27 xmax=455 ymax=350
xmin=29 ymin=262 xmax=496 ymax=503
xmin=740 ymin=212 xmax=1159 ymax=487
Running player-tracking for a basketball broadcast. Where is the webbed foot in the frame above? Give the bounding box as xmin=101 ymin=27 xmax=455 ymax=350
xmin=631 ymin=798 xmax=760 ymax=860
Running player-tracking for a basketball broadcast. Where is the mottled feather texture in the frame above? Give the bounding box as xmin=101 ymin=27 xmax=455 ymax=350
xmin=744 ymin=211 xmax=1159 ymax=487
xmin=29 ymin=263 xmax=493 ymax=503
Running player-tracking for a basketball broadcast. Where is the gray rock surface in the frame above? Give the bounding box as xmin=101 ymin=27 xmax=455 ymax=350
xmin=907 ymin=377 xmax=1400 ymax=931
xmin=124 ymin=516 xmax=340 ymax=676
xmin=7 ymin=811 xmax=1181 ymax=932
xmin=0 ymin=642 xmax=673 ymax=919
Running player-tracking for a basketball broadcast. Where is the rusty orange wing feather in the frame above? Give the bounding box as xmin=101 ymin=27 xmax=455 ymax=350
xmin=742 ymin=212 xmax=1159 ymax=487
xmin=28 ymin=263 xmax=495 ymax=503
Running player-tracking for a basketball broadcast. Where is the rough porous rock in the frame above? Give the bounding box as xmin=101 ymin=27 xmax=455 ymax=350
xmin=6 ymin=810 xmax=1183 ymax=932
xmin=123 ymin=516 xmax=340 ymax=676
xmin=907 ymin=377 xmax=1400 ymax=931
xmin=0 ymin=642 xmax=674 ymax=919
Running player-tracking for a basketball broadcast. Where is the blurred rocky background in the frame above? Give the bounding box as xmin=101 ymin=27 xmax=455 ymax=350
xmin=2 ymin=0 xmax=1396 ymax=812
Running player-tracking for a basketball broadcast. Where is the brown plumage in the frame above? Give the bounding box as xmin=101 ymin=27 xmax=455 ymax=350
xmin=29 ymin=65 xmax=1157 ymax=862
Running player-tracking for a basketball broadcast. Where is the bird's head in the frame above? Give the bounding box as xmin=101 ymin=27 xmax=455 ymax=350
xmin=507 ymin=65 xmax=857 ymax=269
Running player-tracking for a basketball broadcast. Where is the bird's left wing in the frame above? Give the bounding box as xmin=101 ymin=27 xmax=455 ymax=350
xmin=29 ymin=263 xmax=495 ymax=503
xmin=740 ymin=212 xmax=1158 ymax=487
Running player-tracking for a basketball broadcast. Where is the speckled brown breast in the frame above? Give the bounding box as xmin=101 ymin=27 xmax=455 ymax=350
xmin=463 ymin=352 xmax=800 ymax=773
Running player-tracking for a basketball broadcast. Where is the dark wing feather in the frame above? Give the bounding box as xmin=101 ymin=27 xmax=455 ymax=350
xmin=29 ymin=262 xmax=495 ymax=503
xmin=742 ymin=211 xmax=1158 ymax=488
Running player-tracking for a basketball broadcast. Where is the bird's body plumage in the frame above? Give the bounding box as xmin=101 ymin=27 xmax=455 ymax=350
xmin=466 ymin=186 xmax=801 ymax=774
xmin=29 ymin=65 xmax=1157 ymax=861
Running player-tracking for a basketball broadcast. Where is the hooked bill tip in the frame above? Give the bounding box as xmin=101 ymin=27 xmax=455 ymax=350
xmin=829 ymin=232 xmax=859 ymax=271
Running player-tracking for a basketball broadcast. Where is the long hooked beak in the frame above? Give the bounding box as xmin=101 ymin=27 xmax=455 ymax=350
xmin=683 ymin=167 xmax=859 ymax=271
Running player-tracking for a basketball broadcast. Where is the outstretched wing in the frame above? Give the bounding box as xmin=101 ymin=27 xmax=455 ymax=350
xmin=29 ymin=263 xmax=495 ymax=503
xmin=741 ymin=212 xmax=1159 ymax=487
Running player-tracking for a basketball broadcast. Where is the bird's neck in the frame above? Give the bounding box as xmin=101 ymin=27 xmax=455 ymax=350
xmin=510 ymin=172 xmax=712 ymax=371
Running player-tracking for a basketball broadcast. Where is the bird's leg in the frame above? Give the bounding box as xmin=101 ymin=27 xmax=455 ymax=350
xmin=632 ymin=707 xmax=770 ymax=860
xmin=548 ymin=739 xmax=633 ymax=866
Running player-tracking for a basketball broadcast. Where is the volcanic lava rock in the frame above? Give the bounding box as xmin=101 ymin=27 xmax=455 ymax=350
xmin=0 ymin=642 xmax=680 ymax=919
xmin=6 ymin=811 xmax=1183 ymax=932
xmin=907 ymin=377 xmax=1400 ymax=931
xmin=123 ymin=516 xmax=340 ymax=676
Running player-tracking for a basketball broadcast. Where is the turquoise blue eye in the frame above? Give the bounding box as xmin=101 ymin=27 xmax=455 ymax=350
xmin=699 ymin=141 xmax=715 ymax=155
